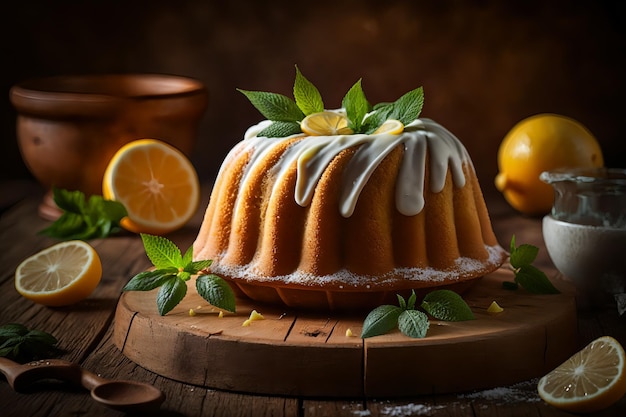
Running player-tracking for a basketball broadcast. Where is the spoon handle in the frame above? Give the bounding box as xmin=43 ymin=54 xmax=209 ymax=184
xmin=0 ymin=357 xmax=83 ymax=392
xmin=79 ymin=367 xmax=108 ymax=391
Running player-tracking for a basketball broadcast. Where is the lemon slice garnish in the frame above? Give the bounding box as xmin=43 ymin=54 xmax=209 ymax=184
xmin=372 ymin=119 xmax=404 ymax=135
xmin=300 ymin=111 xmax=353 ymax=136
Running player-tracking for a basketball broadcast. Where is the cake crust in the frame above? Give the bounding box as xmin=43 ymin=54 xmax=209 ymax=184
xmin=194 ymin=118 xmax=506 ymax=311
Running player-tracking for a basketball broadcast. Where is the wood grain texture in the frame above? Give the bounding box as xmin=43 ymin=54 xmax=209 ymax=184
xmin=3 ymin=182 xmax=626 ymax=416
xmin=114 ymin=268 xmax=577 ymax=398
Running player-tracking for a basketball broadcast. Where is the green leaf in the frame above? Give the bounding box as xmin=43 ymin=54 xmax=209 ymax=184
xmin=397 ymin=294 xmax=407 ymax=309
xmin=362 ymin=106 xmax=392 ymax=134
xmin=386 ymin=87 xmax=424 ymax=126
xmin=196 ymin=274 xmax=237 ymax=313
xmin=510 ymin=244 xmax=539 ymax=269
xmin=53 ymin=187 xmax=86 ymax=213
xmin=510 ymin=235 xmax=517 ymax=254
xmin=342 ymin=79 xmax=371 ymax=132
xmin=156 ymin=277 xmax=188 ymax=316
xmin=100 ymin=199 xmax=128 ymax=223
xmin=140 ymin=234 xmax=184 ymax=269
xmin=293 ymin=65 xmax=324 ymax=116
xmin=39 ymin=188 xmax=126 ymax=240
xmin=0 ymin=324 xmax=59 ymax=362
xmin=361 ymin=305 xmax=402 ymax=338
xmin=186 ymin=259 xmax=212 ymax=274
xmin=515 ymin=264 xmax=560 ymax=294
xmin=237 ymin=89 xmax=305 ymax=122
xmin=182 ymin=245 xmax=193 ymax=266
xmin=398 ymin=310 xmax=429 ymax=338
xmin=0 ymin=323 xmax=27 ymax=339
xmin=407 ymin=290 xmax=417 ymax=310
xmin=25 ymin=330 xmax=58 ymax=346
xmin=123 ymin=269 xmax=177 ymax=291
xmin=421 ymin=289 xmax=475 ymax=321
xmin=502 ymin=281 xmax=519 ymax=291
xmin=257 ymin=121 xmax=302 ymax=138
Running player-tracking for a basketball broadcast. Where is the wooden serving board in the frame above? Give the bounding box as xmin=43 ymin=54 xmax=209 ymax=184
xmin=113 ymin=268 xmax=578 ymax=398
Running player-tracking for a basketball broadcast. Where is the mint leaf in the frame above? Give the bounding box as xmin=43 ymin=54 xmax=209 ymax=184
xmin=515 ymin=264 xmax=560 ymax=294
xmin=140 ymin=234 xmax=184 ymax=269
xmin=0 ymin=323 xmax=59 ymax=362
xmin=257 ymin=121 xmax=302 ymax=138
xmin=156 ymin=277 xmax=188 ymax=316
xmin=387 ymin=87 xmax=424 ymax=126
xmin=421 ymin=289 xmax=475 ymax=321
xmin=294 ymin=66 xmax=324 ymax=116
xmin=397 ymin=294 xmax=407 ymax=309
xmin=196 ymin=274 xmax=236 ymax=313
xmin=510 ymin=244 xmax=539 ymax=269
xmin=238 ymin=89 xmax=304 ymax=122
xmin=361 ymin=305 xmax=403 ymax=338
xmin=398 ymin=310 xmax=429 ymax=338
xmin=342 ymin=79 xmax=371 ymax=132
xmin=39 ymin=187 xmax=127 ymax=240
xmin=407 ymin=290 xmax=417 ymax=310
xmin=505 ymin=235 xmax=559 ymax=294
xmin=125 ymin=235 xmax=237 ymax=315
xmin=362 ymin=106 xmax=392 ymax=134
xmin=361 ymin=87 xmax=424 ymax=134
xmin=187 ymin=259 xmax=212 ymax=274
xmin=123 ymin=269 xmax=177 ymax=291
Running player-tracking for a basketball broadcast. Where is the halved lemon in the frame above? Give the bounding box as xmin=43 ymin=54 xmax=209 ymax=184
xmin=300 ymin=111 xmax=354 ymax=136
xmin=372 ymin=119 xmax=404 ymax=135
xmin=15 ymin=240 xmax=102 ymax=306
xmin=538 ymin=336 xmax=626 ymax=413
xmin=102 ymin=139 xmax=200 ymax=235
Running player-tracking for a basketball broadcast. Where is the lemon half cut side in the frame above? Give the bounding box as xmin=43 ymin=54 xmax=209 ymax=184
xmin=103 ymin=139 xmax=200 ymax=235
xmin=538 ymin=336 xmax=626 ymax=413
xmin=15 ymin=240 xmax=102 ymax=307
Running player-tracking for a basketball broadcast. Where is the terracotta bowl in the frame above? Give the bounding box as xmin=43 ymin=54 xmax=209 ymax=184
xmin=10 ymin=74 xmax=208 ymax=199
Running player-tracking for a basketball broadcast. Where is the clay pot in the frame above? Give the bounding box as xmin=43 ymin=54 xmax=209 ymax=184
xmin=10 ymin=74 xmax=208 ymax=197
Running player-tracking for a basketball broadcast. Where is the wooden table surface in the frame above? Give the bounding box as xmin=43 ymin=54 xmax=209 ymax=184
xmin=1 ymin=179 xmax=625 ymax=417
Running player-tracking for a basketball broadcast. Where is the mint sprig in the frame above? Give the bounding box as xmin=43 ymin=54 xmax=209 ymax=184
xmin=123 ymin=234 xmax=236 ymax=316
xmin=39 ymin=187 xmax=127 ymax=240
xmin=361 ymin=289 xmax=474 ymax=339
xmin=239 ymin=65 xmax=424 ymax=137
xmin=503 ymin=235 xmax=560 ymax=294
xmin=0 ymin=323 xmax=60 ymax=362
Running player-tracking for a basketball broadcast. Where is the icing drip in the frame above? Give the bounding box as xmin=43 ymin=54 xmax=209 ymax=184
xmin=234 ymin=117 xmax=471 ymax=218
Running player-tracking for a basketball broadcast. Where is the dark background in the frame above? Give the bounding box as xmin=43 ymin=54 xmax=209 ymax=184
xmin=2 ymin=0 xmax=625 ymax=194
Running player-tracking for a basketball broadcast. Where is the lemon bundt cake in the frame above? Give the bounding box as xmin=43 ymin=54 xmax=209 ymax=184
xmin=193 ymin=71 xmax=506 ymax=311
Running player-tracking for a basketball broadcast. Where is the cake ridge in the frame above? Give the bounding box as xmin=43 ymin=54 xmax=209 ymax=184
xmin=237 ymin=115 xmax=472 ymax=218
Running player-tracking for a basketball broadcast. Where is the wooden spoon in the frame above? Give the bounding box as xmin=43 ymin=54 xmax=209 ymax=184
xmin=0 ymin=357 xmax=165 ymax=412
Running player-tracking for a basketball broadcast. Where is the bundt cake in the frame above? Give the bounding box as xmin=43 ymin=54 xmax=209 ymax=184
xmin=193 ymin=72 xmax=506 ymax=311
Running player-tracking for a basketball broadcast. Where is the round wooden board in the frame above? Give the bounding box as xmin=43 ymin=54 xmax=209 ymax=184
xmin=113 ymin=268 xmax=578 ymax=398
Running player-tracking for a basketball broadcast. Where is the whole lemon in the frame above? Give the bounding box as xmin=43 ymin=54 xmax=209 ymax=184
xmin=495 ymin=114 xmax=604 ymax=215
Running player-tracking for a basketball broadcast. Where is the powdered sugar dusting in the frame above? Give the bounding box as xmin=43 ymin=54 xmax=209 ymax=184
xmin=210 ymin=244 xmax=504 ymax=288
xmin=352 ymin=380 xmax=541 ymax=416
xmin=458 ymin=379 xmax=541 ymax=404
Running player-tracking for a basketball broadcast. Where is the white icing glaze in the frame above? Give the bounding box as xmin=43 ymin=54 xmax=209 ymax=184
xmin=234 ymin=115 xmax=472 ymax=218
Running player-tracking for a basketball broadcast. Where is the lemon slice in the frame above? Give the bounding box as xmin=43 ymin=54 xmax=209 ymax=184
xmin=372 ymin=119 xmax=404 ymax=135
xmin=15 ymin=240 xmax=102 ymax=306
xmin=103 ymin=139 xmax=200 ymax=235
xmin=538 ymin=336 xmax=626 ymax=413
xmin=300 ymin=111 xmax=353 ymax=136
